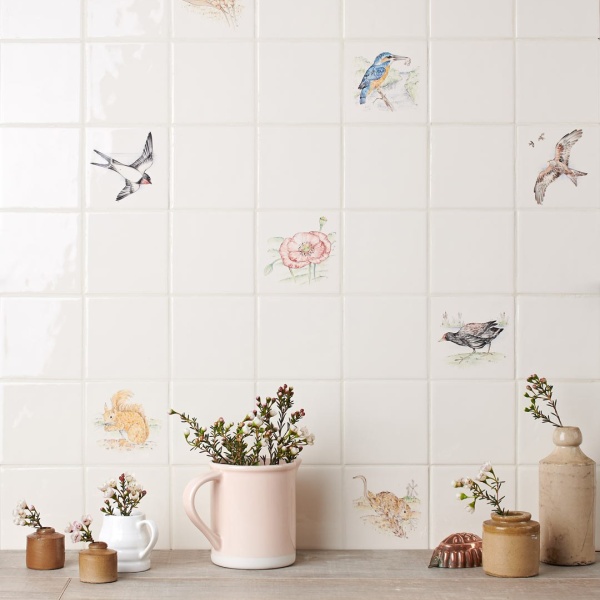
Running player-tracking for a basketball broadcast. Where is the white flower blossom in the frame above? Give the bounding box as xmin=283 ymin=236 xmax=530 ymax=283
xmin=82 ymin=515 xmax=92 ymax=526
xmin=481 ymin=462 xmax=492 ymax=473
xmin=477 ymin=472 xmax=486 ymax=482
xmin=252 ymin=417 xmax=262 ymax=427
xmin=465 ymin=504 xmax=475 ymax=514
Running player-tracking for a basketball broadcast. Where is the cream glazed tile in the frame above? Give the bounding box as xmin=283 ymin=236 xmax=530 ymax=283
xmin=517 ymin=296 xmax=600 ymax=380
xmin=344 ymin=296 xmax=427 ymax=380
xmin=431 ymin=41 xmax=514 ymax=123
xmin=431 ymin=381 xmax=515 ymax=465
xmin=172 ymin=126 xmax=255 ymax=209
xmin=344 ymin=41 xmax=427 ymax=124
xmin=344 ymin=466 xmax=428 ymax=549
xmin=0 ymin=298 xmax=82 ymax=379
xmin=0 ymin=0 xmax=80 ymax=38
xmin=344 ymin=381 xmax=427 ymax=465
xmin=86 ymin=212 xmax=168 ymax=294
xmin=0 ymin=44 xmax=80 ymax=123
xmin=0 ymin=213 xmax=80 ymax=293
xmin=172 ymin=297 xmax=255 ymax=380
xmin=258 ymin=212 xmax=340 ymax=294
xmin=344 ymin=125 xmax=427 ymax=209
xmin=85 ymin=382 xmax=169 ymax=465
xmin=0 ymin=468 xmax=83 ymax=550
xmin=87 ymin=44 xmax=169 ymax=124
xmin=86 ymin=297 xmax=168 ymax=380
xmin=259 ymin=0 xmax=340 ymax=38
xmin=431 ymin=296 xmax=514 ymax=380
xmin=516 ymin=42 xmax=599 ymax=123
xmin=430 ymin=0 xmax=513 ymax=38
xmin=173 ymin=0 xmax=255 ymax=39
xmin=430 ymin=126 xmax=514 ymax=209
xmin=87 ymin=0 xmax=169 ymax=38
xmin=516 ymin=125 xmax=599 ymax=208
xmin=258 ymin=126 xmax=340 ymax=210
xmin=1 ymin=384 xmax=83 ymax=465
xmin=0 ymin=129 xmax=80 ymax=208
xmin=344 ymin=0 xmax=426 ymax=39
xmin=86 ymin=128 xmax=168 ymax=209
xmin=517 ymin=0 xmax=599 ymax=38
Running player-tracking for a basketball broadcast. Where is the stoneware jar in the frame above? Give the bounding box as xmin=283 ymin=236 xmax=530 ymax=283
xmin=78 ymin=542 xmax=117 ymax=584
xmin=183 ymin=460 xmax=300 ymax=569
xmin=482 ymin=511 xmax=540 ymax=578
xmin=98 ymin=511 xmax=159 ymax=572
xmin=539 ymin=426 xmax=596 ymax=565
xmin=26 ymin=527 xmax=65 ymax=570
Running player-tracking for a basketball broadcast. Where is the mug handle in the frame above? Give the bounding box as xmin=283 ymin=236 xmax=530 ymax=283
xmin=136 ymin=518 xmax=159 ymax=560
xmin=183 ymin=472 xmax=222 ymax=551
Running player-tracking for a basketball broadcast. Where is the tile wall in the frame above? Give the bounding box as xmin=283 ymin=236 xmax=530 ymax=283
xmin=0 ymin=0 xmax=599 ymax=551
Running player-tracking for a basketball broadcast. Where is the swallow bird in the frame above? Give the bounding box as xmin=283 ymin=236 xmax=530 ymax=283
xmin=92 ymin=132 xmax=153 ymax=201
xmin=439 ymin=321 xmax=503 ymax=354
xmin=534 ymin=129 xmax=587 ymax=205
xmin=358 ymin=52 xmax=410 ymax=105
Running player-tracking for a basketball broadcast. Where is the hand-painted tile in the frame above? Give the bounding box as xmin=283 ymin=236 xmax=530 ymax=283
xmin=174 ymin=0 xmax=255 ymax=38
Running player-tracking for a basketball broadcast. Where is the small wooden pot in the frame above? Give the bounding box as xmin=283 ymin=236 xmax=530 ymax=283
xmin=26 ymin=527 xmax=65 ymax=570
xmin=79 ymin=542 xmax=118 ymax=584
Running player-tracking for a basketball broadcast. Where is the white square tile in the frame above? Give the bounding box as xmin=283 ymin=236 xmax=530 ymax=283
xmin=431 ymin=41 xmax=514 ymax=123
xmin=87 ymin=297 xmax=168 ymax=380
xmin=172 ymin=211 xmax=254 ymax=294
xmin=85 ymin=382 xmax=169 ymax=465
xmin=172 ymin=126 xmax=255 ymax=209
xmin=431 ymin=296 xmax=514 ymax=380
xmin=0 ymin=129 xmax=80 ymax=208
xmin=430 ymin=126 xmax=514 ymax=208
xmin=344 ymin=42 xmax=427 ymax=123
xmin=87 ymin=0 xmax=169 ymax=38
xmin=517 ymin=296 xmax=600 ymax=380
xmin=258 ymin=296 xmax=341 ymax=380
xmin=344 ymin=126 xmax=427 ymax=209
xmin=517 ymin=211 xmax=600 ymax=293
xmin=0 ymin=213 xmax=81 ymax=293
xmin=259 ymin=42 xmax=340 ymax=123
xmin=86 ymin=128 xmax=169 ymax=209
xmin=343 ymin=212 xmax=426 ymax=294
xmin=172 ymin=297 xmax=255 ymax=380
xmin=517 ymin=42 xmax=599 ymax=123
xmin=517 ymin=0 xmax=599 ymax=38
xmin=1 ymin=384 xmax=83 ymax=465
xmin=430 ymin=211 xmax=514 ymax=293
xmin=173 ymin=0 xmax=255 ymax=39
xmin=86 ymin=212 xmax=168 ymax=294
xmin=1 ymin=44 xmax=80 ymax=123
xmin=517 ymin=466 xmax=538 ymax=522
xmin=173 ymin=43 xmax=254 ymax=124
xmin=259 ymin=126 xmax=340 ymax=210
xmin=344 ymin=381 xmax=427 ymax=464
xmin=516 ymin=125 xmax=599 ymax=208
xmin=0 ymin=0 xmax=80 ymax=38
xmin=0 ymin=298 xmax=82 ymax=379
xmin=87 ymin=44 xmax=169 ymax=123
xmin=258 ymin=212 xmax=340 ymax=294
xmin=344 ymin=0 xmax=427 ymax=39
xmin=259 ymin=0 xmax=340 ymax=38
xmin=430 ymin=0 xmax=513 ymax=38
xmin=344 ymin=296 xmax=427 ymax=379
xmin=345 ymin=466 xmax=428 ymax=549
xmin=431 ymin=381 xmax=516 ymax=464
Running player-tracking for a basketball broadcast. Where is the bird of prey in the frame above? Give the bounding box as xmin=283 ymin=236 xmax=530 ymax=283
xmin=358 ymin=52 xmax=410 ymax=105
xmin=92 ymin=132 xmax=153 ymax=201
xmin=439 ymin=321 xmax=503 ymax=354
xmin=534 ymin=129 xmax=587 ymax=205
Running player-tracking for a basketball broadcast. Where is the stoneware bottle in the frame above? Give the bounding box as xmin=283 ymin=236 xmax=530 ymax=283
xmin=78 ymin=542 xmax=118 ymax=584
xmin=26 ymin=527 xmax=65 ymax=570
xmin=539 ymin=426 xmax=596 ymax=565
xmin=482 ymin=511 xmax=540 ymax=578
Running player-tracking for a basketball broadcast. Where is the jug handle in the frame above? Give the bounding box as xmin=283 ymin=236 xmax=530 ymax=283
xmin=136 ymin=518 xmax=159 ymax=560
xmin=183 ymin=472 xmax=222 ymax=551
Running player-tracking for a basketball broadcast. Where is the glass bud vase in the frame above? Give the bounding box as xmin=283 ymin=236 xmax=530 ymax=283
xmin=539 ymin=426 xmax=596 ymax=565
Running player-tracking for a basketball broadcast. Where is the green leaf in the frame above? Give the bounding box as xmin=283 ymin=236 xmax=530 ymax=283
xmin=264 ymin=263 xmax=274 ymax=276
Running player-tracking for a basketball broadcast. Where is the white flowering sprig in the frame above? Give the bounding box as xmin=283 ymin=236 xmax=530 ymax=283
xmin=170 ymin=384 xmax=315 ymax=466
xmin=65 ymin=516 xmax=94 ymax=543
xmin=524 ymin=374 xmax=563 ymax=427
xmin=99 ymin=473 xmax=147 ymax=516
xmin=452 ymin=463 xmax=508 ymax=516
xmin=12 ymin=500 xmax=43 ymax=528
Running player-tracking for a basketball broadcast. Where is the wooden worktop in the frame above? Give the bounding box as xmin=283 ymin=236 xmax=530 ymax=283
xmin=2 ymin=550 xmax=600 ymax=599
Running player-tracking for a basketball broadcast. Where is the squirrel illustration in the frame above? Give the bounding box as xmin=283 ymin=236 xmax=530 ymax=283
xmin=103 ymin=390 xmax=149 ymax=445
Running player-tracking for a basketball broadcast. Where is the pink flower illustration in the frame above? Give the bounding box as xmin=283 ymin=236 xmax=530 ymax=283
xmin=279 ymin=231 xmax=332 ymax=269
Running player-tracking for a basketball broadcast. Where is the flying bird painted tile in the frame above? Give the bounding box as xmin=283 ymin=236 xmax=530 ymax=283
xmin=92 ymin=132 xmax=153 ymax=202
xmin=534 ymin=129 xmax=587 ymax=205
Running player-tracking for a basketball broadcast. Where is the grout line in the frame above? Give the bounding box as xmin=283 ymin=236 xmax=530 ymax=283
xmin=57 ymin=577 xmax=72 ymax=600
xmin=254 ymin=0 xmax=260 ymax=396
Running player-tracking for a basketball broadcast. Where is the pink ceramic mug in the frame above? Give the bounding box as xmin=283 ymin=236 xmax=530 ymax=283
xmin=183 ymin=460 xmax=300 ymax=569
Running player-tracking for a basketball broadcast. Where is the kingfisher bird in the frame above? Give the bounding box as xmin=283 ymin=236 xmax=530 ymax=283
xmin=358 ymin=52 xmax=410 ymax=105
